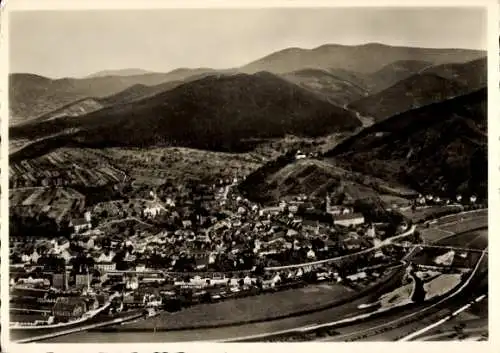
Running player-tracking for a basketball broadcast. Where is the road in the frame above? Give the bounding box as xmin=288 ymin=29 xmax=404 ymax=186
xmin=41 ymin=210 xmax=488 ymax=343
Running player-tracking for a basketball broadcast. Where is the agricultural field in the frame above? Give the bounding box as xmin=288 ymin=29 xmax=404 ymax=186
xmin=119 ymin=282 xmax=355 ymax=330
xmin=378 ymin=283 xmax=413 ymax=309
xmin=378 ymin=194 xmax=411 ymax=209
xmin=423 ymin=274 xmax=462 ymax=300
xmin=437 ymin=217 xmax=488 ymax=235
xmin=431 ymin=209 xmax=487 ymax=227
xmin=10 ymin=148 xmax=126 ymax=188
xmin=418 ymin=228 xmax=455 ymax=243
xmin=9 ymin=187 xmax=85 ymax=222
xmin=400 ymin=205 xmax=463 ymax=223
xmin=101 ymin=147 xmax=270 ymax=185
xmin=436 ymin=229 xmax=488 ymax=250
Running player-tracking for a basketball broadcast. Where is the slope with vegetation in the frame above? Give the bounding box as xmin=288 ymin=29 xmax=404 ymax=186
xmin=327 ymin=88 xmax=487 ymax=198
xmin=10 ymin=72 xmax=361 ymax=159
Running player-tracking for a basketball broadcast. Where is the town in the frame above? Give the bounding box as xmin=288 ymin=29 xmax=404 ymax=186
xmin=9 ymin=153 xmax=483 ymax=331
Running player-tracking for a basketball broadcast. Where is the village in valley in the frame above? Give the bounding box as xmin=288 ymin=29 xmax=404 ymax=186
xmin=9 ymin=147 xmax=484 ymax=332
xmin=7 ymin=7 xmax=489 ymax=342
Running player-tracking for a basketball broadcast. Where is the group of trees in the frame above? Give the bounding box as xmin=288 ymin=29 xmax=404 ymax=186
xmin=10 ymin=212 xmax=73 ymax=239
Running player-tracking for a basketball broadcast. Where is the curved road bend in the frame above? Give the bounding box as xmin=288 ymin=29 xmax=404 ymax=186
xmin=320 ymin=253 xmax=488 ymax=342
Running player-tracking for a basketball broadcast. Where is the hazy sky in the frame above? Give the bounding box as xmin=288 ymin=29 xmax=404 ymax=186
xmin=10 ymin=7 xmax=487 ymax=78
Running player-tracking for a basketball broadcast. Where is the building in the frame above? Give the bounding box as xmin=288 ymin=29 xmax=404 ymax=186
xmin=144 ymin=205 xmax=162 ymax=218
xmin=295 ymin=150 xmax=307 ymax=160
xmin=75 ymin=273 xmax=92 ymax=289
xmin=346 ymin=271 xmax=368 ymax=282
xmin=366 ymin=225 xmax=376 ymax=238
xmin=333 ymin=213 xmax=365 ymax=227
xmin=96 ymin=261 xmax=116 ymax=273
xmin=52 ymin=272 xmax=68 ymax=290
xmin=52 ymin=297 xmax=87 ymax=320
xmin=326 ymin=196 xmax=344 ymax=216
xmin=71 ymin=218 xmax=92 ymax=233
xmin=125 ymin=275 xmax=139 ymax=290
xmin=123 ymin=293 xmax=146 ymax=308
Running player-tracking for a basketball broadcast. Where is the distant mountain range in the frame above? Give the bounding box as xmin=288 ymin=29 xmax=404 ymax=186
xmin=86 ymin=68 xmax=158 ymax=78
xmin=10 ymin=43 xmax=485 ymax=123
xmin=348 ymin=58 xmax=487 ymax=122
xmin=327 ymin=88 xmax=487 ymax=198
xmin=9 ymin=68 xmax=221 ymax=121
xmin=9 ymin=42 xmax=488 ymax=199
xmin=240 ymin=43 xmax=485 ymax=74
xmin=10 ymin=72 xmax=361 ymax=159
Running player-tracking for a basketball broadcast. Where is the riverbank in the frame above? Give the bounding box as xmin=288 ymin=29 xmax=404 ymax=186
xmin=95 ymin=267 xmax=404 ymax=332
xmin=13 ymin=310 xmax=145 ymax=343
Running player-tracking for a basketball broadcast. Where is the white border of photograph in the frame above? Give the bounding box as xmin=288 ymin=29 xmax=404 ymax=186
xmin=0 ymin=0 xmax=498 ymax=352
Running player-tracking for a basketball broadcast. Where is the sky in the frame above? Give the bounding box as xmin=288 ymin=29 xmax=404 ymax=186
xmin=9 ymin=7 xmax=487 ymax=78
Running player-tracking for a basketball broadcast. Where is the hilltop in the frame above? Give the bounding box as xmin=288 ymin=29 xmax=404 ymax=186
xmin=348 ymin=57 xmax=487 ymax=122
xmin=327 ymin=88 xmax=487 ymax=198
xmin=10 ymin=71 xmax=361 ymax=159
xmin=421 ymin=57 xmax=487 ymax=90
xmin=363 ymin=60 xmax=433 ymax=93
xmin=86 ymin=68 xmax=158 ymax=78
xmin=281 ymin=68 xmax=368 ymax=106
xmin=241 ymin=43 xmax=485 ymax=74
xmin=348 ymin=73 xmax=469 ymax=122
xmin=9 ymin=68 xmax=219 ymax=122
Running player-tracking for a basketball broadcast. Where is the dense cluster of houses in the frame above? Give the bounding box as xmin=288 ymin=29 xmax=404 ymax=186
xmin=10 ymin=176 xmax=418 ymax=326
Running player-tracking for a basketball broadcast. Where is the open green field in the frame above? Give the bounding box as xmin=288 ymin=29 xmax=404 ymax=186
xmin=400 ymin=205 xmax=463 ymax=223
xmin=437 ymin=229 xmax=487 ymax=250
xmin=438 ymin=217 xmax=488 ymax=235
xmin=118 ymin=282 xmax=356 ymax=330
xmin=419 ymin=228 xmax=455 ymax=243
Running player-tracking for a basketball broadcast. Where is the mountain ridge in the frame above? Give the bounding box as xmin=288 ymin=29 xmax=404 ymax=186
xmin=10 ymin=71 xmax=362 ymax=159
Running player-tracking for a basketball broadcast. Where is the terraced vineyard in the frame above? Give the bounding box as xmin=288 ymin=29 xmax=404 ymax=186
xmin=10 ymin=148 xmax=126 ymax=188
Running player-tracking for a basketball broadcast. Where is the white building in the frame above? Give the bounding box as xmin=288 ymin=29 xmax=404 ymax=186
xmin=144 ymin=205 xmax=162 ymax=218
xmin=333 ymin=213 xmax=365 ymax=227
xmin=125 ymin=276 xmax=139 ymax=290
xmin=96 ymin=262 xmax=116 ymax=272
xmin=306 ymin=249 xmax=316 ymax=259
xmin=295 ymin=151 xmax=307 ymax=160
xmin=366 ymin=225 xmax=376 ymax=238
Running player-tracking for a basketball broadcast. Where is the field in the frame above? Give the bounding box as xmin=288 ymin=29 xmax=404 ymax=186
xmin=436 ymin=229 xmax=488 ymax=250
xmin=378 ymin=195 xmax=411 ymax=209
xmin=378 ymin=283 xmax=413 ymax=308
xmin=419 ymin=209 xmax=487 ymax=245
xmin=10 ymin=148 xmax=126 ymax=188
xmin=119 ymin=282 xmax=356 ymax=330
xmin=423 ymin=274 xmax=462 ymax=300
xmin=438 ymin=218 xmax=488 ymax=235
xmin=9 ymin=145 xmax=273 ymax=189
xmin=431 ymin=209 xmax=487 ymax=226
xmin=418 ymin=228 xmax=455 ymax=243
xmin=104 ymin=147 xmax=271 ymax=184
xmin=400 ymin=205 xmax=463 ymax=223
xmin=10 ymin=187 xmax=85 ymax=222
